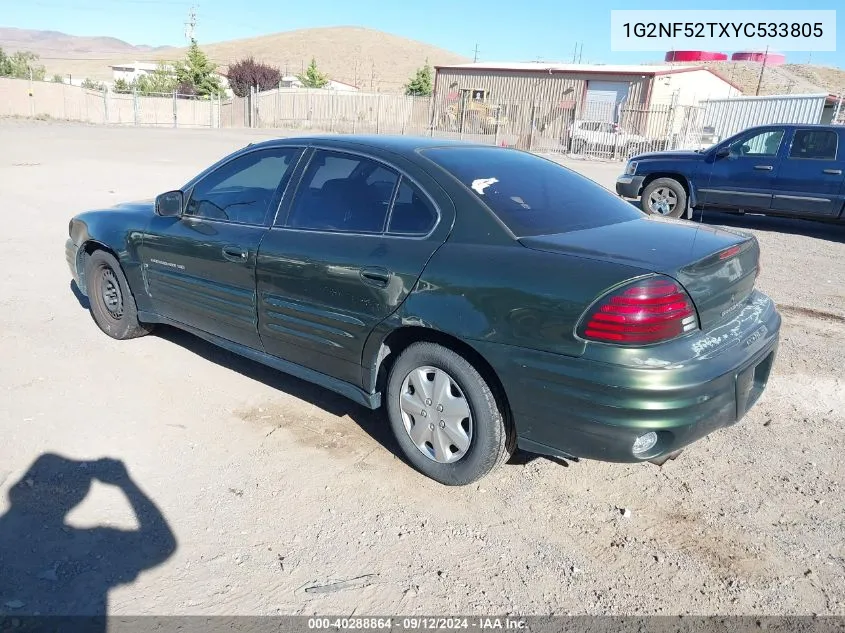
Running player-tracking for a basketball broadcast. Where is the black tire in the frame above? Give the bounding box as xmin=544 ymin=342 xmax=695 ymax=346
xmin=385 ymin=342 xmax=515 ymax=486
xmin=640 ymin=177 xmax=687 ymax=218
xmin=84 ymin=249 xmax=153 ymax=340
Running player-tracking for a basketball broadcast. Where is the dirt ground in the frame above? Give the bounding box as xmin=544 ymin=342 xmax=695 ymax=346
xmin=1 ymin=119 xmax=843 ymax=617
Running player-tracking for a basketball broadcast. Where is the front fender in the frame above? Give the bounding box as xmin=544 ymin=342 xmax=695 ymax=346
xmin=68 ymin=206 xmax=152 ymax=308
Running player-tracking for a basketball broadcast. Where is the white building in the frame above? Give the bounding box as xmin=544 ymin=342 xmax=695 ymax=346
xmin=110 ymin=61 xmax=174 ymax=83
xmin=279 ymin=75 xmax=359 ymax=91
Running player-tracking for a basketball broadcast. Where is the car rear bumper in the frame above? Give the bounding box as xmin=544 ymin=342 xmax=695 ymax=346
xmin=616 ymin=175 xmax=644 ymax=199
xmin=471 ymin=292 xmax=781 ymax=463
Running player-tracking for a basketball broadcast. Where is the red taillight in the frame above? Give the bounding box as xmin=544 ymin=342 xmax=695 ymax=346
xmin=578 ymin=276 xmax=699 ymax=345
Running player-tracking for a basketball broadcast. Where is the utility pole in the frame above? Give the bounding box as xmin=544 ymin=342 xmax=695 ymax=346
xmin=578 ymin=42 xmax=583 ymax=64
xmin=754 ymin=45 xmax=769 ymax=96
xmin=184 ymin=5 xmax=197 ymax=41
xmin=370 ymin=60 xmax=376 ymax=92
xmin=472 ymin=43 xmax=480 ymax=63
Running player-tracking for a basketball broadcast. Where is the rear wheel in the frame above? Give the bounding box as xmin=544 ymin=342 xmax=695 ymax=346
xmin=385 ymin=342 xmax=514 ymax=486
xmin=85 ymin=249 xmax=153 ymax=340
xmin=641 ymin=177 xmax=687 ymax=218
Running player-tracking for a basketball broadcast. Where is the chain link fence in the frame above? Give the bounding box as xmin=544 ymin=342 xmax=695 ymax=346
xmin=1 ymin=77 xmax=713 ymax=161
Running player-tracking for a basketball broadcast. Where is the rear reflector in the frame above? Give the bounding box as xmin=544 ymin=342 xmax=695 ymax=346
xmin=718 ymin=245 xmax=742 ymax=260
xmin=578 ymin=276 xmax=699 ymax=345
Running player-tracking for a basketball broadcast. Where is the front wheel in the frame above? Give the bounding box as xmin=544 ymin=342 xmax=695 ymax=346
xmin=385 ymin=342 xmax=515 ymax=486
xmin=85 ymin=249 xmax=153 ymax=340
xmin=641 ymin=177 xmax=687 ymax=218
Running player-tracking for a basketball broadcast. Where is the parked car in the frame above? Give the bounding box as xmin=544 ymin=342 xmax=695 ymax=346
xmin=66 ymin=136 xmax=780 ymax=485
xmin=616 ymin=123 xmax=845 ymax=221
xmin=569 ymin=119 xmax=649 ymax=158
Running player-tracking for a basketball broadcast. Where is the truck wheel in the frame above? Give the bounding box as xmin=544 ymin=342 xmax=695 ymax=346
xmin=641 ymin=178 xmax=687 ymax=218
xmin=385 ymin=342 xmax=515 ymax=486
xmin=85 ymin=249 xmax=153 ymax=340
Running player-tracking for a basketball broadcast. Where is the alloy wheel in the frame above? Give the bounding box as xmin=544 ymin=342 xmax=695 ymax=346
xmin=647 ymin=187 xmax=678 ymax=215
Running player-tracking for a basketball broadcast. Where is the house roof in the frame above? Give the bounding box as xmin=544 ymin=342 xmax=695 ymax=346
xmin=434 ymin=62 xmax=709 ymax=75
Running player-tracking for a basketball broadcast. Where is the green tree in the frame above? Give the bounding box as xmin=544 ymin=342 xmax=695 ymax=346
xmin=134 ymin=62 xmax=177 ymax=95
xmin=174 ymin=39 xmax=225 ymax=97
xmin=0 ymin=48 xmax=12 ymax=76
xmin=81 ymin=77 xmax=106 ymax=91
xmin=0 ymin=50 xmax=46 ymax=80
xmin=404 ymin=60 xmax=433 ymax=97
xmin=112 ymin=77 xmax=132 ymax=93
xmin=297 ymin=57 xmax=329 ymax=89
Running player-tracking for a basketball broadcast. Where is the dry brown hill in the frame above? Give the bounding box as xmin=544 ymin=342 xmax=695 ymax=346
xmin=0 ymin=27 xmax=171 ymax=54
xmin=0 ymin=26 xmax=469 ymax=93
xmin=659 ymin=59 xmax=845 ymax=97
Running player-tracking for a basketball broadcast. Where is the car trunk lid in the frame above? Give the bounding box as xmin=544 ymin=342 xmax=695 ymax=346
xmin=518 ymin=216 xmax=760 ymax=331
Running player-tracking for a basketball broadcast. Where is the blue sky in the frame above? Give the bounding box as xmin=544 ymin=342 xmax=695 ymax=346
xmin=4 ymin=0 xmax=843 ymax=67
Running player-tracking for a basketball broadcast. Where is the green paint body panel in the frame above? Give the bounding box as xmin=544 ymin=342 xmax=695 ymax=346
xmin=66 ymin=134 xmax=782 ymax=465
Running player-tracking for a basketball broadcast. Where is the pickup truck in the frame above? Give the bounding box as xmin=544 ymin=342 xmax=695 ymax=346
xmin=616 ymin=123 xmax=845 ymax=222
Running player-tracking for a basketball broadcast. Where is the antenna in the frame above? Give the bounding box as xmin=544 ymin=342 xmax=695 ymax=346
xmin=184 ymin=5 xmax=197 ymax=42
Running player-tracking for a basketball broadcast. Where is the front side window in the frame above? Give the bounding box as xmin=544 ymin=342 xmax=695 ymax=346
xmin=789 ymin=130 xmax=838 ymax=160
xmin=287 ymin=150 xmax=399 ymax=233
xmin=184 ymin=147 xmax=300 ymax=225
xmin=421 ymin=146 xmax=642 ymax=237
xmin=730 ymin=129 xmax=784 ymax=157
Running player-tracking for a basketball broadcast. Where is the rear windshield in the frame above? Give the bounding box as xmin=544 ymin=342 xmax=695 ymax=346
xmin=420 ymin=146 xmax=642 ymax=237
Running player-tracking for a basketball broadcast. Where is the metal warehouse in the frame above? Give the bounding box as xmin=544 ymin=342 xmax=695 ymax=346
xmin=431 ymin=62 xmax=741 ymax=151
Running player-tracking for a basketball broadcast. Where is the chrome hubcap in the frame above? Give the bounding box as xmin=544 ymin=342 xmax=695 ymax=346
xmin=648 ymin=187 xmax=678 ymax=215
xmin=399 ymin=366 xmax=473 ymax=464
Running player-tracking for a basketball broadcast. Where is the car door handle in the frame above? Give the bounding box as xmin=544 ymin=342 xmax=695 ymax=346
xmin=823 ymin=168 xmax=842 ymax=175
xmin=221 ymin=245 xmax=248 ymax=262
xmin=359 ymin=266 xmax=391 ymax=287
xmin=753 ymin=165 xmax=773 ymax=171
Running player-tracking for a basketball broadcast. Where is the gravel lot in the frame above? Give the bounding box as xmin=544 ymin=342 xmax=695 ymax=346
xmin=1 ymin=118 xmax=843 ymax=617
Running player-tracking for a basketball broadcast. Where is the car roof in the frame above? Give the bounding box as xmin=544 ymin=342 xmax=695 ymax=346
xmin=244 ymin=134 xmax=501 ymax=159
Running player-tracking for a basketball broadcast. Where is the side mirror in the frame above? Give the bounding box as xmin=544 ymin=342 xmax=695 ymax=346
xmin=714 ymin=146 xmax=731 ymax=159
xmin=155 ymin=190 xmax=183 ymax=217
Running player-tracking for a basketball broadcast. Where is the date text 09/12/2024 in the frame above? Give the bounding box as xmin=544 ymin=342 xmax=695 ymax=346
xmin=307 ymin=618 xmax=527 ymax=630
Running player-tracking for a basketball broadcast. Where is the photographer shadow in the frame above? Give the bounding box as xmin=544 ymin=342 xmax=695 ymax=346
xmin=0 ymin=453 xmax=177 ymax=620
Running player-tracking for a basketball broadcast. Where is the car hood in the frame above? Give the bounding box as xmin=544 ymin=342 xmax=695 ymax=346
xmin=110 ymin=199 xmax=155 ymax=212
xmin=630 ymin=149 xmax=704 ymax=161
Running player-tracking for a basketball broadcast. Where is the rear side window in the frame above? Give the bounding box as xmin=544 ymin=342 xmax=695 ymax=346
xmin=421 ymin=146 xmax=642 ymax=237
xmin=789 ymin=130 xmax=838 ymax=160
xmin=387 ymin=177 xmax=438 ymax=235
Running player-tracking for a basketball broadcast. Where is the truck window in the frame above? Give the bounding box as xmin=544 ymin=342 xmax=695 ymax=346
xmin=788 ymin=130 xmax=838 ymax=161
xmin=731 ymin=129 xmax=784 ymax=157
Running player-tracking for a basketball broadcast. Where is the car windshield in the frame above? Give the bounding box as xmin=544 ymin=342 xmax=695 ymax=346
xmin=420 ymin=146 xmax=643 ymax=237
